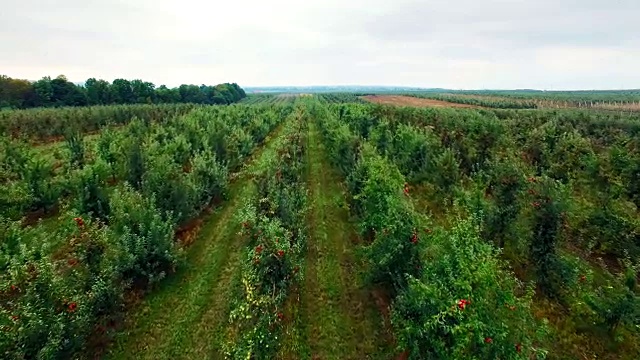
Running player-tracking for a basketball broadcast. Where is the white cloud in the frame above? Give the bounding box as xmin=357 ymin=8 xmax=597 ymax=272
xmin=1 ymin=0 xmax=639 ymax=89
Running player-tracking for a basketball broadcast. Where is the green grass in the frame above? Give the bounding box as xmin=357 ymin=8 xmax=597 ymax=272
xmin=278 ymin=120 xmax=393 ymax=359
xmin=105 ymin=124 xmax=288 ymax=360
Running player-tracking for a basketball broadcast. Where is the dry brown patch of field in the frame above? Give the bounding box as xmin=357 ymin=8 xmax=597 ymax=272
xmin=360 ymin=95 xmax=482 ymax=109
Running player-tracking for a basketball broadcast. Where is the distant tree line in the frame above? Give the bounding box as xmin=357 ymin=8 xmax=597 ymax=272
xmin=0 ymin=74 xmax=246 ymax=109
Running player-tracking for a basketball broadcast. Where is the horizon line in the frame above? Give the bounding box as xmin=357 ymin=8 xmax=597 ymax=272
xmin=243 ymin=85 xmax=640 ymax=92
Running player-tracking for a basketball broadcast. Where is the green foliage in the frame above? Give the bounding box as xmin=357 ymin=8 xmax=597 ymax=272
xmin=64 ymin=129 xmax=85 ymax=169
xmin=0 ymin=75 xmax=33 ymax=109
xmin=0 ymin=102 xmax=286 ymax=359
xmin=383 ymin=123 xmax=440 ymax=183
xmin=546 ymin=130 xmax=595 ymax=182
xmin=85 ymin=78 xmax=111 ymax=105
xmin=0 ymin=138 xmax=28 ymax=178
xmin=392 ymin=220 xmax=545 ymax=360
xmin=347 ymin=144 xmax=422 ymax=287
xmin=526 ymin=177 xmax=569 ymax=299
xmin=225 ymin=116 xmax=307 ymax=359
xmin=0 ymin=216 xmax=117 ymax=358
xmin=482 ymin=157 xmax=526 ymax=247
xmin=226 ymin=127 xmax=255 ymax=170
xmin=142 ymin=151 xmax=197 ymax=224
xmin=4 ymin=94 xmax=640 ymax=359
xmin=22 ymin=157 xmax=60 ymax=213
xmin=432 ymin=148 xmax=462 ymax=203
xmin=578 ymin=201 xmax=640 ymax=260
xmin=73 ymin=160 xmax=111 ymax=221
xmin=189 ymin=150 xmax=229 ymax=208
xmin=32 ymin=76 xmax=54 ymax=106
xmin=96 ymin=127 xmax=119 ymax=181
xmin=121 ymin=119 xmax=147 ymax=190
xmin=0 ymin=103 xmax=197 ymax=141
xmin=108 ymin=186 xmax=177 ymax=287
xmin=317 ymin=93 xmax=366 ymax=104
xmin=583 ymin=266 xmax=640 ymax=334
xmin=313 ymin=98 xmax=551 ymax=358
xmin=321 ymin=118 xmax=360 ymax=177
xmin=0 ymin=73 xmax=246 ymax=111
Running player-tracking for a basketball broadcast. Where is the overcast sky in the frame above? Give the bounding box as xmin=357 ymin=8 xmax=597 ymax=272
xmin=2 ymin=0 xmax=639 ymax=89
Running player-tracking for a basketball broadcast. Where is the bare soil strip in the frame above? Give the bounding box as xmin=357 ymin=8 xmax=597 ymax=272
xmin=361 ymin=95 xmax=482 ymax=109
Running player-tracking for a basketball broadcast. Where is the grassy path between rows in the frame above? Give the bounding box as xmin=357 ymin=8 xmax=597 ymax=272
xmin=105 ymin=123 xmax=288 ymax=360
xmin=279 ymin=120 xmax=393 ymax=359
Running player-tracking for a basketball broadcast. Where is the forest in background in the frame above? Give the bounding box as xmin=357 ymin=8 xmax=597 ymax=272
xmin=0 ymin=74 xmax=246 ymax=109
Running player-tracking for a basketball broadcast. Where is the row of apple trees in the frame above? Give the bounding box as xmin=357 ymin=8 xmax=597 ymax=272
xmin=224 ymin=104 xmax=308 ymax=359
xmin=310 ymin=99 xmax=545 ymax=359
xmin=0 ymin=104 xmax=291 ymax=359
xmin=330 ymin=103 xmax=640 ymax=358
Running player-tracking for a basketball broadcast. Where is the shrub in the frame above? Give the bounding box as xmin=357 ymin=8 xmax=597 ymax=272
xmin=96 ymin=127 xmax=120 ymax=182
xmin=72 ymin=160 xmax=111 ymax=221
xmin=584 ymin=266 xmax=640 ymax=334
xmin=141 ymin=150 xmax=197 ymax=225
xmin=0 ymin=215 xmax=116 ymax=358
xmin=22 ymin=157 xmax=60 ymax=213
xmin=64 ymin=129 xmax=85 ymax=169
xmin=526 ymin=176 xmax=569 ymax=298
xmin=189 ymin=150 xmax=229 ymax=210
xmin=482 ymin=157 xmax=526 ymax=248
xmin=108 ymin=186 xmax=177 ymax=287
xmin=348 ymin=144 xmax=422 ymax=288
xmin=392 ymin=220 xmax=545 ymax=360
xmin=432 ymin=148 xmax=461 ymax=204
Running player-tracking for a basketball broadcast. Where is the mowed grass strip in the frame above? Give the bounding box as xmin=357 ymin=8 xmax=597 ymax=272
xmin=106 ymin=124 xmax=287 ymax=360
xmin=286 ymin=120 xmax=391 ymax=359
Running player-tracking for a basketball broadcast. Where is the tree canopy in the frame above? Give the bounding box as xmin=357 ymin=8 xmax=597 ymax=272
xmin=0 ymin=74 xmax=246 ymax=109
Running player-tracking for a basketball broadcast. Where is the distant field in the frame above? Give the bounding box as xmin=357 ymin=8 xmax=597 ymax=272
xmin=3 ymin=94 xmax=640 ymax=360
xmin=240 ymin=93 xmax=300 ymax=104
xmin=360 ymin=94 xmax=482 ymax=108
xmin=407 ymin=92 xmax=640 ymax=111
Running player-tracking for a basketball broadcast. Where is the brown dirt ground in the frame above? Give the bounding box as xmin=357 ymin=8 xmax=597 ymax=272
xmin=360 ymin=95 xmax=483 ymax=109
